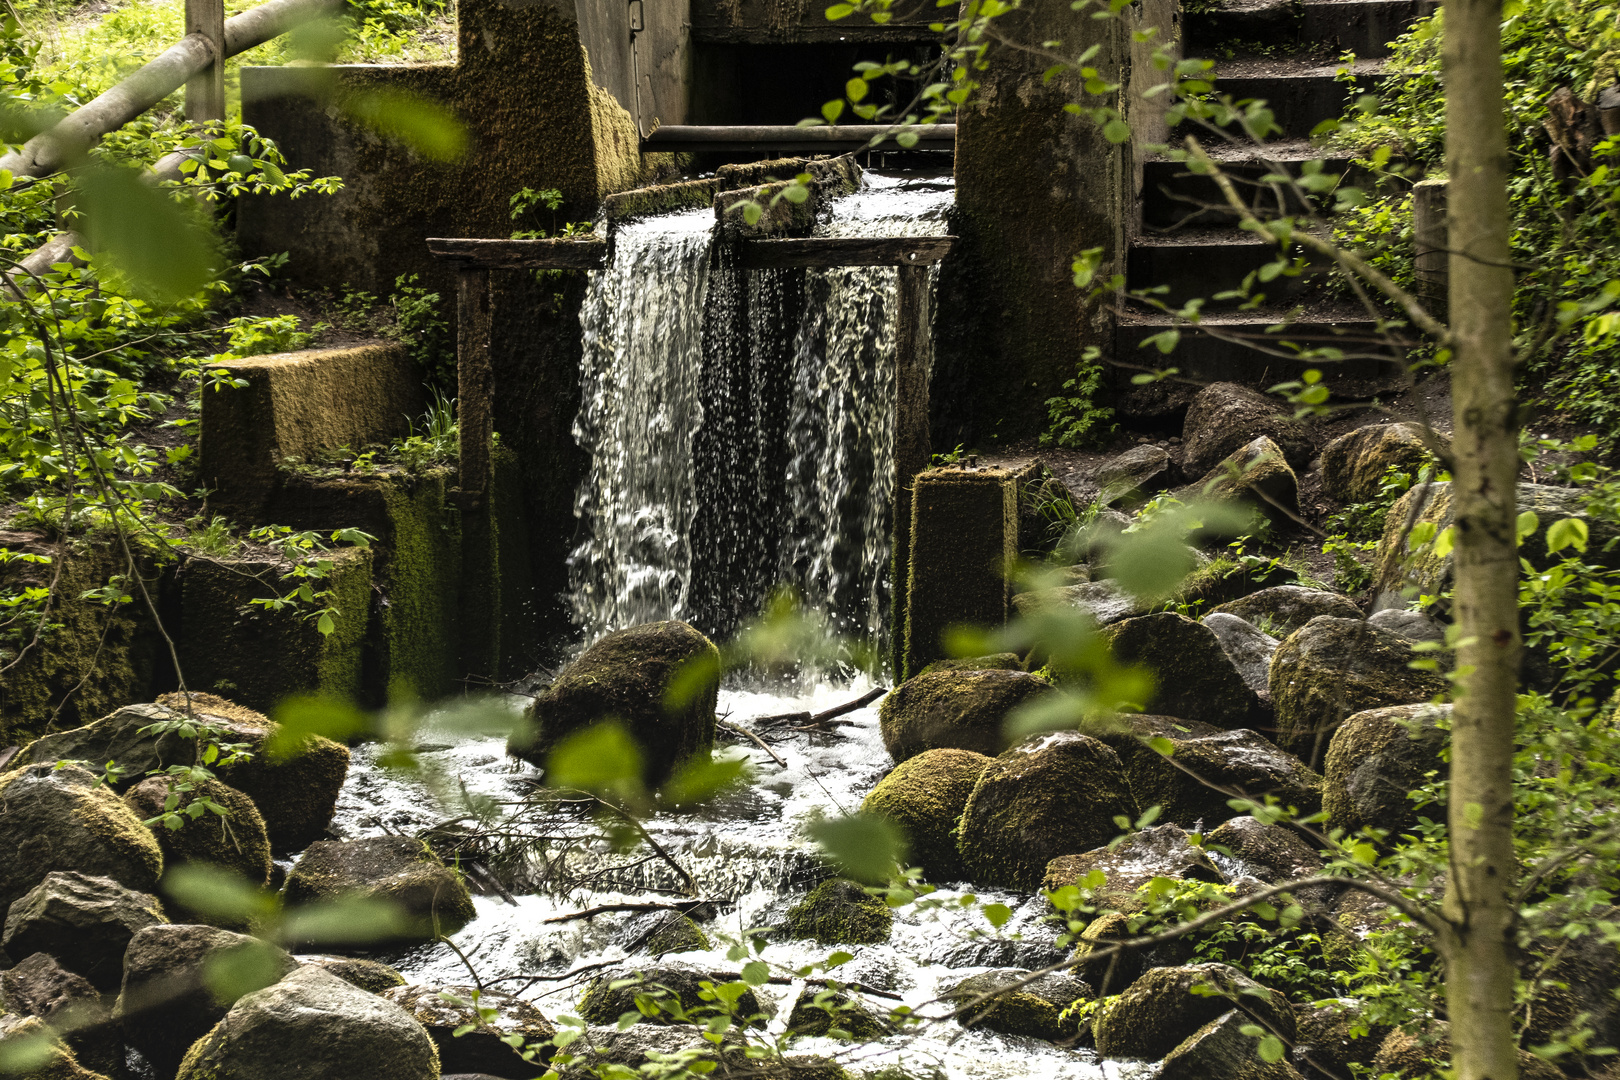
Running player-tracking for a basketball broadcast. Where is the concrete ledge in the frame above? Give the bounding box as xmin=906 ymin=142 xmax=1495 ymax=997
xmin=199 ymin=342 xmax=425 ymax=516
xmin=602 ymin=178 xmax=722 ymax=223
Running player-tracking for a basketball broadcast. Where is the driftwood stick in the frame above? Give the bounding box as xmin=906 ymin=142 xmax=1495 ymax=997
xmin=810 ymin=686 xmax=887 ymax=724
xmin=542 ymin=900 xmax=719 ymax=925
xmin=717 ymin=720 xmax=788 ymax=768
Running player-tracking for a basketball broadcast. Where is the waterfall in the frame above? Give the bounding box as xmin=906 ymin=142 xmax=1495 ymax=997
xmin=569 ymin=174 xmax=954 ymax=657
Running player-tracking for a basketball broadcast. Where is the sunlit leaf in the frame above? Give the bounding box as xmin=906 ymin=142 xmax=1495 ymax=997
xmin=163 ymin=864 xmax=280 ymax=924
xmin=203 ymin=940 xmax=292 ymax=1003
xmin=1547 ymin=516 xmax=1589 ymax=554
xmin=342 ymin=89 xmax=468 ymax=161
xmin=547 ymin=721 xmax=644 ymax=793
xmin=808 ymin=812 xmax=907 ymax=884
xmin=661 ymin=750 xmax=749 ymax=808
xmin=266 ymin=695 xmax=371 ymax=758
xmin=279 ymin=895 xmax=410 ymax=946
xmin=76 ymin=164 xmax=213 ymax=300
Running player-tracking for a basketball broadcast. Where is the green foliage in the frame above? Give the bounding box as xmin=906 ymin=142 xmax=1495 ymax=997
xmin=388 ymin=272 xmax=454 ymax=393
xmin=1320 ymin=462 xmax=1443 ymax=592
xmin=1040 ymin=350 xmax=1117 ymax=450
xmin=244 ymin=525 xmax=376 ymax=635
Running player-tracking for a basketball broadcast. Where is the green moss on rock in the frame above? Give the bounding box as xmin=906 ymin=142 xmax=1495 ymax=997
xmin=785 ymin=988 xmax=893 ymax=1040
xmin=641 ymin=913 xmax=711 ymax=957
xmin=284 ymin=837 xmax=475 ymax=943
xmin=1179 ymin=436 xmax=1301 ymax=526
xmin=1092 ymin=963 xmax=1294 ymax=1060
xmin=1321 ymin=423 xmax=1442 ymax=504
xmin=297 ymin=956 xmax=407 ymax=994
xmin=956 ymin=731 xmax=1136 ymax=889
xmin=1100 ymin=613 xmax=1264 ymax=728
xmin=1041 ymin=824 xmax=1225 ymax=903
xmin=576 ymin=966 xmax=764 ymax=1028
xmin=785 ymin=879 xmax=892 ymax=945
xmin=945 ymin=969 xmax=1093 ymax=1041
xmin=1323 ymin=704 xmax=1450 ymax=837
xmin=0 ymin=1014 xmax=109 ymax=1080
xmin=1126 ymin=728 xmax=1321 ymax=830
xmin=123 ymin=775 xmax=273 ymax=890
xmin=1160 ymin=1009 xmax=1306 ymax=1080
xmin=878 ymin=669 xmax=1053 ymax=764
xmin=860 ymin=748 xmax=990 ymax=882
xmin=915 ymin=654 xmax=1025 ymax=677
xmin=380 ymin=983 xmax=555 ymax=1076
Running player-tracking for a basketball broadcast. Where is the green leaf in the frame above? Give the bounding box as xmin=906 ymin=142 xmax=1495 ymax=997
xmin=664 ymin=651 xmax=721 ymax=713
xmin=846 ymin=77 xmax=869 ymax=102
xmin=1147 ymin=736 xmax=1175 ymax=756
xmin=822 ymin=99 xmax=845 ymax=124
xmin=741 ymin=961 xmax=770 ymax=986
xmin=807 ymin=812 xmax=907 ymax=884
xmin=0 ymin=1027 xmax=56 ymax=1074
xmin=202 ymin=940 xmax=293 ymax=1003
xmin=661 ymin=751 xmax=749 ymax=808
xmin=1259 ymin=1034 xmax=1286 ymax=1062
xmin=1547 ymin=516 xmax=1589 ymax=554
xmin=983 ymin=902 xmax=1014 ymax=928
xmin=266 ymin=695 xmax=371 ymax=758
xmin=1516 ymin=511 xmax=1541 ymax=542
xmin=316 ymin=611 xmax=336 ymax=636
xmin=279 ymin=895 xmax=410 ymax=947
xmin=546 ymin=721 xmax=644 ymax=793
xmin=163 ymin=864 xmax=280 ymax=924
xmin=1102 ymin=118 xmax=1131 ymax=143
xmin=75 ymin=164 xmax=213 ymax=300
xmin=825 ymin=2 xmax=855 ymax=17
xmin=342 ymin=89 xmax=468 ymax=161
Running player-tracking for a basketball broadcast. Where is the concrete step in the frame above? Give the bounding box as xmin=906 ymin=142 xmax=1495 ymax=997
xmin=1127 ymin=227 xmax=1331 ymax=307
xmin=1193 ymin=58 xmax=1384 ymax=139
xmin=1140 ymin=142 xmax=1360 ymax=229
xmin=1184 ymin=0 xmax=1433 ymax=60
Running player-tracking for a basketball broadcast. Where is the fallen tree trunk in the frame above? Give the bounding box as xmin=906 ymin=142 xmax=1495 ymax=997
xmin=0 ymin=0 xmax=342 ymax=180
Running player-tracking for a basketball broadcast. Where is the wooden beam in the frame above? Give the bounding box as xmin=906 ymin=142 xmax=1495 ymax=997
xmin=641 ymin=124 xmax=955 ymax=155
xmin=427 ymin=237 xmax=608 ymax=270
xmin=185 ymin=0 xmax=225 ymax=121
xmin=457 ymin=269 xmax=493 ymax=500
xmin=738 ymin=236 xmax=956 ymax=269
xmin=690 ymin=24 xmax=946 ymax=45
xmin=890 ymin=263 xmax=931 ymax=680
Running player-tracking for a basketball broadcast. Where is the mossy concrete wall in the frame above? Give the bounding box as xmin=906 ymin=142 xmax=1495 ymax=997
xmin=198 ymin=343 xmax=424 ymax=519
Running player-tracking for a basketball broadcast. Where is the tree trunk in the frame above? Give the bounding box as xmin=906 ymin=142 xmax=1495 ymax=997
xmin=1441 ymin=0 xmax=1521 ymax=1075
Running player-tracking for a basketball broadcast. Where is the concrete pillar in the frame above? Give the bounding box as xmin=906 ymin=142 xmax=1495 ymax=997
xmin=1413 ymin=177 xmax=1448 ymax=315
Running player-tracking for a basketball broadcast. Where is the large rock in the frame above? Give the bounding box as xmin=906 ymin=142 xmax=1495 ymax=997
xmin=1182 ymin=384 xmax=1311 ymax=477
xmin=18 ymin=696 xmax=351 ymax=850
xmin=1268 ymin=617 xmax=1448 ymax=765
xmin=1 ymin=954 xmax=117 ymax=1076
xmin=380 ymin=984 xmax=555 ymax=1078
xmin=1042 ymin=824 xmax=1226 ymax=906
xmin=116 ymin=923 xmax=299 ymax=1076
xmin=783 ymin=986 xmax=892 ymax=1039
xmin=576 ymin=966 xmax=763 ymax=1028
xmin=1181 ymin=437 xmax=1301 ymax=525
xmin=1522 ymin=906 xmax=1620 ymax=1061
xmin=1071 ymin=909 xmax=1195 ymax=994
xmin=123 ymin=775 xmax=273 ymax=887
xmin=1201 ymin=613 xmax=1280 ymax=703
xmin=1211 ymin=587 xmax=1362 ymax=638
xmin=859 ymin=748 xmax=990 ymax=881
xmin=1294 ymin=999 xmax=1390 ymax=1079
xmin=783 ymin=879 xmax=891 ymax=945
xmin=1127 ymin=729 xmax=1322 ymax=831
xmin=1102 ymin=613 xmax=1266 ymax=728
xmin=1320 ymin=422 xmax=1443 ymax=505
xmin=1083 ymin=714 xmax=1225 ymax=771
xmin=944 ymin=969 xmax=1093 ymax=1041
xmin=1204 ymin=815 xmax=1334 ymax=907
xmin=0 ymin=1013 xmax=108 ymax=1080
xmin=1161 ymin=1008 xmax=1306 ymax=1080
xmin=0 ymin=764 xmax=164 ymax=913
xmin=296 ymin=956 xmax=406 ymax=994
xmin=283 ymin=837 xmax=476 ymax=944
xmin=176 ymin=965 xmax=439 ymax=1080
xmin=2 ymin=873 xmax=167 ymax=991
xmin=1323 ymin=704 xmax=1450 ymax=837
xmin=1372 ymin=1022 xmax=1564 ymax=1080
xmin=1096 ymin=444 xmax=1176 ymax=508
xmin=1366 ymin=608 xmax=1445 ymax=645
xmin=877 ymin=670 xmax=1053 ymax=764
xmin=1011 ymin=579 xmax=1151 ymax=625
xmin=1092 ymin=963 xmax=1295 ymax=1060
xmin=507 ymin=621 xmax=720 ymax=783
xmin=956 ymin=732 xmax=1136 ymax=889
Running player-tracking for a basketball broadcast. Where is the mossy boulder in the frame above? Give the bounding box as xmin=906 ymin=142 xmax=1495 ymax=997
xmin=283 ymin=837 xmax=476 ymax=945
xmin=0 ymin=764 xmax=164 ymax=914
xmin=123 ymin=775 xmax=273 ymax=890
xmin=915 ymin=653 xmax=1024 ymax=677
xmin=859 ymin=748 xmax=991 ymax=882
xmin=1127 ymin=729 xmax=1322 ymax=830
xmin=945 ymin=969 xmax=1093 ymax=1042
xmin=1182 ymin=383 xmax=1312 ymax=477
xmin=507 ymin=621 xmax=720 ymax=784
xmin=785 ymin=987 xmax=893 ymax=1040
xmin=176 ymin=965 xmax=439 ymax=1080
xmin=1268 ymin=617 xmax=1447 ymax=765
xmin=1096 ymin=444 xmax=1175 ymax=508
xmin=1201 ymin=613 xmax=1280 ymax=703
xmin=1082 ymin=714 xmax=1225 ymax=771
xmin=1042 ymin=824 xmax=1226 ymax=904
xmin=1321 ymin=422 xmax=1444 ymax=504
xmin=1366 ymin=608 xmax=1446 ymax=645
xmin=1101 ymin=613 xmax=1266 ymax=728
xmin=619 ymin=910 xmax=711 ymax=957
xmin=1161 ymin=1009 xmax=1306 ymax=1080
xmin=956 ymin=732 xmax=1136 ymax=889
xmin=785 ymin=879 xmax=892 ymax=945
xmin=380 ymin=984 xmax=555 ymax=1077
xmin=1 ymin=953 xmax=117 ymax=1077
xmin=1071 ymin=910 xmax=1197 ymax=996
xmin=296 ymin=956 xmax=406 ymax=994
xmin=1323 ymin=704 xmax=1449 ymax=837
xmin=1522 ymin=905 xmax=1620 ymax=1060
xmin=1180 ymin=437 xmax=1301 ymax=526
xmin=1205 ymin=816 xmax=1339 ymax=913
xmin=1011 ymin=580 xmax=1150 ymax=625
xmin=2 ymin=872 xmax=167 ymax=991
xmin=1294 ymin=999 xmax=1391 ymax=1079
xmin=1371 ymin=1022 xmax=1565 ymax=1080
xmin=1092 ymin=963 xmax=1295 ymax=1060
xmin=116 ymin=923 xmax=299 ymax=1076
xmin=1211 ymin=587 xmax=1362 ymax=638
xmin=877 ymin=670 xmax=1053 ymax=764
xmin=576 ymin=966 xmax=763 ymax=1028
xmin=0 ymin=1013 xmax=109 ymax=1080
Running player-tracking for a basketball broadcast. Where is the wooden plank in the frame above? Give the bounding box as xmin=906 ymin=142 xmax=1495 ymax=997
xmin=738 ymin=236 xmax=956 ymax=269
xmin=690 ymin=23 xmax=946 ymax=45
xmin=427 ymin=237 xmax=608 ymax=270
xmin=642 ymin=124 xmax=955 ymax=154
xmin=185 ymin=0 xmax=225 ymax=121
xmin=890 ymin=263 xmax=931 ymax=679
xmin=457 ymin=269 xmax=493 ymax=500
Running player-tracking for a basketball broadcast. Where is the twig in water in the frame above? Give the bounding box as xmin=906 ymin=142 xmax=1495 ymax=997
xmin=438 ymin=933 xmax=485 ymax=991
xmin=718 ymin=720 xmax=789 ymax=768
xmin=810 ymin=686 xmax=887 ymax=724
xmin=543 ymin=900 xmax=723 ymax=925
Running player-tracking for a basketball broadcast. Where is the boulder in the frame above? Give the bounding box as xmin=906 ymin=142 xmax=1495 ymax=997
xmin=1366 ymin=608 xmax=1445 ymax=645
xmin=944 ymin=969 xmax=1093 ymax=1041
xmin=1323 ymin=704 xmax=1449 ymax=837
xmin=18 ymin=695 xmax=350 ymax=851
xmin=1320 ymin=422 xmax=1443 ymax=505
xmin=1092 ymin=963 xmax=1295 ymax=1060
xmin=1082 ymin=714 xmax=1225 ymax=772
xmin=1205 ymin=816 xmax=1338 ymax=912
xmin=877 ymin=670 xmax=1053 ymax=764
xmin=1042 ymin=824 xmax=1226 ymax=906
xmin=123 ymin=776 xmax=273 ymax=888
xmin=1010 ymin=579 xmax=1150 ymax=625
xmin=1182 ymin=383 xmax=1311 ymax=477
xmin=1371 ymin=1022 xmax=1564 ymax=1080
xmin=859 ymin=748 xmax=991 ymax=881
xmin=2 ymin=873 xmax=167 ymax=991
xmin=928 ymin=897 xmax=1068 ymax=970
xmin=1161 ymin=1009 xmax=1306 ymax=1080
xmin=1071 ymin=911 xmax=1197 ymax=996
xmin=1269 ymin=617 xmax=1447 ymax=765
xmin=0 ymin=764 xmax=164 ymax=913
xmin=1101 ymin=613 xmax=1266 ymax=728
xmin=116 ymin=923 xmax=299 ymax=1076
xmin=507 ymin=621 xmax=720 ymax=784
xmin=619 ymin=910 xmax=710 ymax=957
xmin=296 ymin=956 xmax=406 ymax=994
xmin=1096 ymin=444 xmax=1175 ymax=507
xmin=915 ymin=654 xmax=1024 ymax=677
xmin=1211 ymin=587 xmax=1362 ymax=638
xmin=380 ymin=984 xmax=554 ymax=1078
xmin=0 ymin=1013 xmax=108 ymax=1080
xmin=1 ymin=954 xmax=117 ymax=1076
xmin=575 ymin=966 xmax=763 ymax=1028
xmin=1201 ymin=613 xmax=1280 ymax=703
xmin=784 ymin=879 xmax=891 ymax=945
xmin=1294 ymin=999 xmax=1390 ymax=1079
xmin=1175 ymin=558 xmax=1300 ymax=610
xmin=956 ymin=732 xmax=1136 ymax=889
xmin=283 ymin=837 xmax=476 ymax=944
xmin=1127 ymin=730 xmax=1322 ymax=831
xmin=784 ymin=987 xmax=892 ymax=1039
xmin=175 ymin=965 xmax=439 ymax=1080
xmin=1181 ymin=437 xmax=1301 ymax=526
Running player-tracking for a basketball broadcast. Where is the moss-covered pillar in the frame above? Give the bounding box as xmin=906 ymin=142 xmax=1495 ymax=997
xmin=902 ymin=466 xmax=1019 ymax=679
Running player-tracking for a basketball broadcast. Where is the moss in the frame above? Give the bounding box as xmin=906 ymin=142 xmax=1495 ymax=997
xmin=284 ymin=837 xmax=475 ymax=943
xmin=298 ymin=956 xmax=407 ymax=994
xmin=643 ymin=914 xmax=711 ymax=957
xmin=1322 ymin=704 xmax=1449 ymax=836
xmin=878 ymin=669 xmax=1052 ymax=764
xmin=1160 ymin=1010 xmax=1307 ymax=1080
xmin=1099 ymin=613 xmax=1264 ymax=728
xmin=785 ymin=879 xmax=892 ymax=945
xmin=1210 ymin=586 xmax=1362 ymax=636
xmin=603 ymin=177 xmax=723 ymax=222
xmin=576 ymin=967 xmax=764 ymax=1028
xmin=123 ymin=776 xmax=273 ymax=890
xmin=1092 ymin=963 xmax=1294 ymax=1060
xmin=785 ymin=988 xmax=893 ymax=1040
xmin=0 ymin=1014 xmax=107 ymax=1080
xmin=1295 ymin=1000 xmax=1391 ymax=1078
xmin=945 ymin=970 xmax=1092 ymax=1041
xmin=1173 ymin=557 xmax=1299 ymax=609
xmin=1125 ymin=728 xmax=1322 ymax=830
xmin=375 ymin=470 xmax=463 ymax=702
xmin=1321 ymin=423 xmax=1441 ymax=504
xmin=956 ymin=731 xmax=1136 ymax=890
xmin=915 ymin=653 xmax=1024 ymax=677
xmin=860 ymin=748 xmax=991 ymax=882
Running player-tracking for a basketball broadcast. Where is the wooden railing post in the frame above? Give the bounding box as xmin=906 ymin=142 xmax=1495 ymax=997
xmin=184 ymin=0 xmax=226 ymax=122
xmin=891 ymin=262 xmax=931 ymax=680
xmin=457 ymin=268 xmax=493 ymax=501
